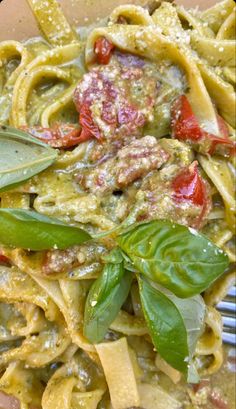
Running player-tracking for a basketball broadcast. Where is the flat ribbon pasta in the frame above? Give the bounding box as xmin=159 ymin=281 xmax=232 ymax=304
xmin=152 ymin=1 xmax=236 ymax=126
xmin=0 ymin=266 xmax=60 ymax=322
xmin=191 ymin=34 xmax=236 ymax=67
xmin=196 ymin=306 xmax=223 ymax=375
xmin=0 ymin=41 xmax=32 ymax=124
xmin=109 ymin=4 xmax=154 ymax=25
xmin=201 ymin=0 xmax=235 ymax=34
xmin=85 ymin=24 xmax=220 ymax=135
xmin=42 ymin=352 xmax=106 ymax=409
xmin=27 ymin=0 xmax=79 ymax=46
xmin=0 ymin=361 xmax=44 ymax=409
xmin=199 ymin=155 xmax=236 ymax=233
xmin=0 ymin=1 xmax=235 ymax=407
xmin=217 ymin=10 xmax=236 ymax=40
xmin=11 ymin=43 xmax=82 ymax=127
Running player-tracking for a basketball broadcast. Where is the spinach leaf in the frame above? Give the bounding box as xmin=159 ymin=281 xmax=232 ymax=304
xmin=84 ymin=256 xmax=133 ymax=343
xmin=138 ymin=277 xmax=189 ymax=374
xmin=0 ymin=209 xmax=91 ymax=250
xmin=0 ymin=125 xmax=58 ymax=192
xmin=117 ymin=220 xmax=229 ymax=298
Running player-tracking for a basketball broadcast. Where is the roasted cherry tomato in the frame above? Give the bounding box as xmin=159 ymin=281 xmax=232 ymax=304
xmin=26 ymin=124 xmax=82 ymax=149
xmin=217 ymin=114 xmax=230 ymax=138
xmin=171 ymin=94 xmax=202 ymax=142
xmin=209 ymin=391 xmax=229 ymax=409
xmin=79 ymin=103 xmax=102 ymax=142
xmin=0 ymin=253 xmax=9 ymax=264
xmin=171 ymin=95 xmax=235 ymax=157
xmin=207 ymin=115 xmax=235 ymax=155
xmin=192 ymin=380 xmax=228 ymax=409
xmin=192 ymin=379 xmax=210 ymax=393
xmin=94 ymin=37 xmax=115 ymax=65
xmin=172 ymin=161 xmax=206 ymax=206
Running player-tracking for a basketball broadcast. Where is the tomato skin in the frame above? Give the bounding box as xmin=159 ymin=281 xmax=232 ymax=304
xmin=26 ymin=124 xmax=82 ymax=148
xmin=0 ymin=253 xmax=9 ymax=264
xmin=172 ymin=161 xmax=211 ymax=229
xmin=171 ymin=95 xmax=236 ymax=156
xmin=172 ymin=161 xmax=206 ymax=206
xmin=94 ymin=37 xmax=115 ymax=65
xmin=79 ymin=103 xmax=102 ymax=142
xmin=209 ymin=391 xmax=229 ymax=409
xmin=101 ymin=101 xmax=117 ymax=125
xmin=206 ymin=134 xmax=235 ymax=155
xmin=192 ymin=379 xmax=210 ymax=393
xmin=171 ymin=95 xmax=202 ymax=142
xmin=192 ymin=381 xmax=228 ymax=409
xmin=217 ymin=114 xmax=229 ymax=138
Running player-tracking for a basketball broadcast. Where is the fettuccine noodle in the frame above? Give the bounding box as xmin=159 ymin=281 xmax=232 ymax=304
xmin=0 ymin=1 xmax=235 ymax=408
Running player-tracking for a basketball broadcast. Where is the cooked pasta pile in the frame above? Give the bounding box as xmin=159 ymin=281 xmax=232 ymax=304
xmin=0 ymin=0 xmax=235 ymax=408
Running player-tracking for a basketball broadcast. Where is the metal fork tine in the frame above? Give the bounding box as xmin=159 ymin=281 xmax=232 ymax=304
xmin=217 ymin=300 xmax=236 ymax=313
xmin=217 ymin=284 xmax=236 ymax=346
xmin=228 ymin=286 xmax=236 ymax=297
xmin=222 ymin=316 xmax=236 ymax=327
xmin=222 ymin=332 xmax=236 ymax=346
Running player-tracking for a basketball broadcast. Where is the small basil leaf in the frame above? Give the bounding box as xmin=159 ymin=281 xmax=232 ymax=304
xmin=138 ymin=276 xmax=188 ymax=374
xmin=120 ymin=250 xmax=138 ymax=272
xmin=188 ymin=361 xmax=200 ymax=384
xmin=159 ymin=285 xmax=206 ymax=356
xmin=102 ymin=247 xmax=124 ymax=264
xmin=0 ymin=209 xmax=91 ymax=250
xmin=123 ymin=260 xmax=138 ymax=273
xmin=117 ymin=220 xmax=229 ymax=298
xmin=0 ymin=125 xmax=58 ymax=192
xmin=152 ymin=282 xmax=205 ymax=382
xmin=84 ymin=262 xmax=133 ymax=343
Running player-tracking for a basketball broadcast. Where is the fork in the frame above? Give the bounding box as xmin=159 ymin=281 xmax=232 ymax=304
xmin=217 ymin=285 xmax=236 ymax=346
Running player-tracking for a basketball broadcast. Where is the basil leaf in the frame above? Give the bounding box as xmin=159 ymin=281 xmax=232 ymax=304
xmin=138 ymin=277 xmax=188 ymax=374
xmin=103 ymin=247 xmax=138 ymax=272
xmin=173 ymin=295 xmax=205 ymax=357
xmin=84 ymin=259 xmax=133 ymax=343
xmin=102 ymin=247 xmax=124 ymax=264
xmin=188 ymin=362 xmax=200 ymax=384
xmin=0 ymin=125 xmax=58 ymax=192
xmin=156 ymin=284 xmax=205 ymax=355
xmin=117 ymin=220 xmax=229 ymax=298
xmin=152 ymin=282 xmax=205 ymax=382
xmin=0 ymin=209 xmax=91 ymax=250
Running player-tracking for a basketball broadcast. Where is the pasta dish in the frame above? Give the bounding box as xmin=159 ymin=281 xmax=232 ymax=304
xmin=0 ymin=0 xmax=235 ymax=408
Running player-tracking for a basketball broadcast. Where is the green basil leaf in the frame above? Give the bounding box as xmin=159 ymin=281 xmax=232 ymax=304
xmin=188 ymin=362 xmax=200 ymax=384
xmin=138 ymin=277 xmax=189 ymax=374
xmin=157 ymin=284 xmax=205 ymax=355
xmin=0 ymin=125 xmax=58 ymax=192
xmin=0 ymin=209 xmax=91 ymax=250
xmin=152 ymin=282 xmax=205 ymax=382
xmin=117 ymin=220 xmax=229 ymax=298
xmin=173 ymin=296 xmax=205 ymax=358
xmin=84 ymin=259 xmax=133 ymax=343
xmin=102 ymin=247 xmax=124 ymax=264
